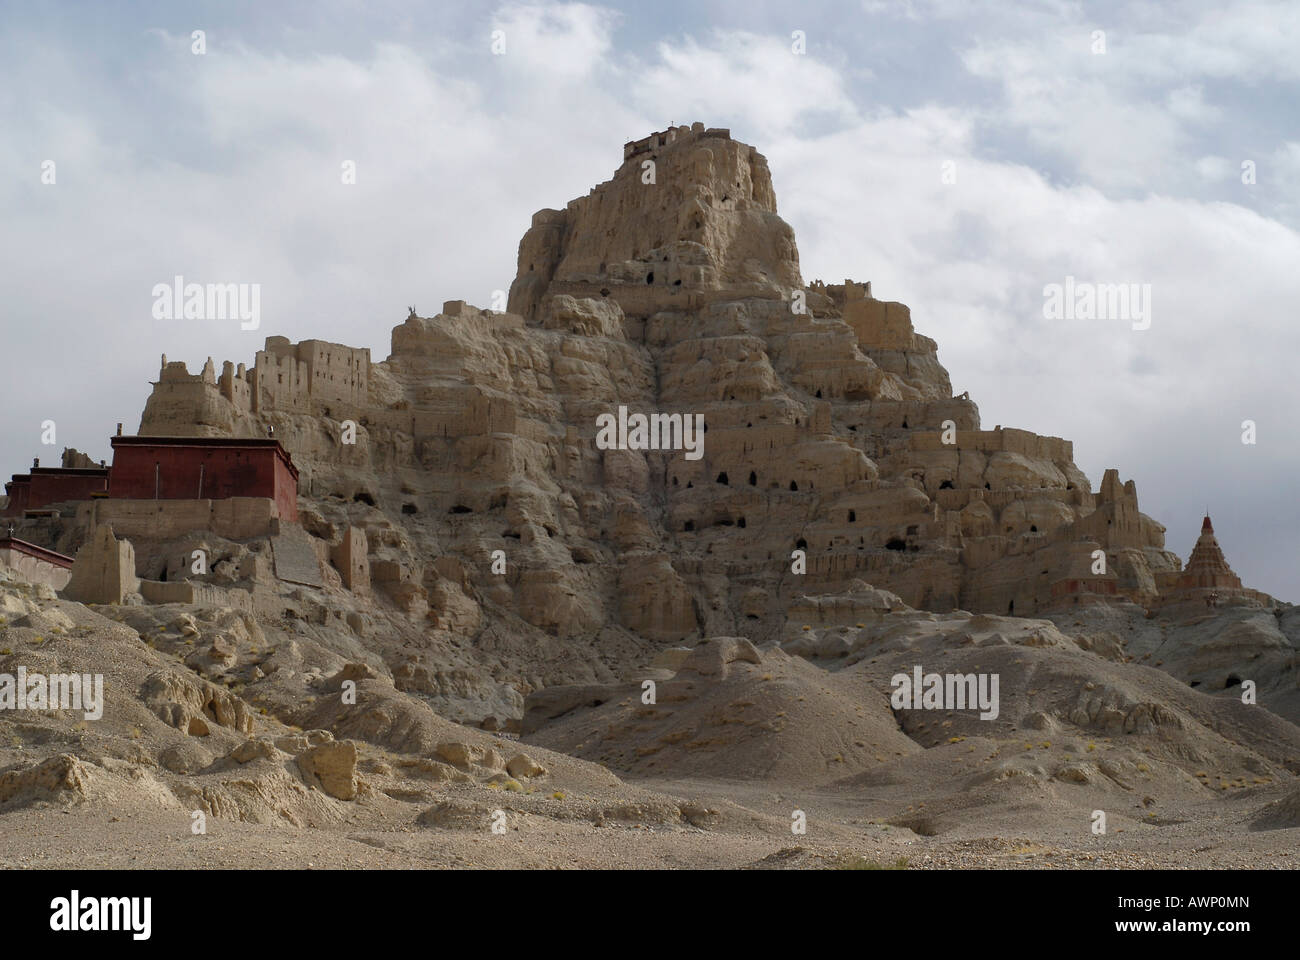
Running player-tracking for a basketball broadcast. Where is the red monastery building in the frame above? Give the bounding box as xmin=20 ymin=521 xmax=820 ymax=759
xmin=2 ymin=461 xmax=109 ymax=517
xmin=1 ymin=434 xmax=300 ymax=523
xmin=107 ymin=436 xmax=299 ymax=522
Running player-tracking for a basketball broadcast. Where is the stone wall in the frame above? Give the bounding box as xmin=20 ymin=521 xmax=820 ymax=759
xmin=76 ymin=498 xmax=280 ymax=541
xmin=63 ymin=525 xmax=138 ymax=604
xmin=0 ymin=541 xmax=72 ymax=590
xmin=138 ymin=578 xmax=254 ymax=612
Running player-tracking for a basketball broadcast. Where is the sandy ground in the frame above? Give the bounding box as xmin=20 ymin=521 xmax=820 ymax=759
xmin=3 ymin=770 xmax=1297 ymax=870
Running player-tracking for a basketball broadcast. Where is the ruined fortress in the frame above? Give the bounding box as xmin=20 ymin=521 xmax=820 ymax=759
xmin=0 ymin=125 xmax=1275 ymax=722
xmin=148 ymin=335 xmax=370 ymax=429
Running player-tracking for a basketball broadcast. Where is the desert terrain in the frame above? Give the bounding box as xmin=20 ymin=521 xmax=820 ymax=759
xmin=2 ymin=126 xmax=1297 ymax=870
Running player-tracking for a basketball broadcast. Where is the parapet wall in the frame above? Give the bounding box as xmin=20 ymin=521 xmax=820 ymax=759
xmin=139 ymin=578 xmax=253 ymax=612
xmin=0 ymin=541 xmax=72 ymax=590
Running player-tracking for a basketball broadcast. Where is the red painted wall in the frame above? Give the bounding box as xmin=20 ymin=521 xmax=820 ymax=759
xmin=2 ymin=470 xmax=108 ymax=517
xmin=2 ymin=477 xmax=31 ymax=517
xmin=28 ymin=470 xmax=109 ymax=510
xmin=271 ymin=454 xmax=298 ymax=521
xmin=109 ymin=440 xmax=298 ymax=521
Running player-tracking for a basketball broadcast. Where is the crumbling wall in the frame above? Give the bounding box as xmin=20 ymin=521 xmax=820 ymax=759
xmin=63 ymin=525 xmax=139 ymax=604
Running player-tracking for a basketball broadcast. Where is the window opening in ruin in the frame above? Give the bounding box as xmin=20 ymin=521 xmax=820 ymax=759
xmin=939 ymin=480 xmax=954 ymax=489
xmin=848 ymin=510 xmax=856 ymax=522
xmin=449 ymin=504 xmax=472 ymax=514
xmin=748 ymin=471 xmax=757 ymax=486
xmin=886 ymin=538 xmax=905 ymax=551
xmin=646 ymin=271 xmax=654 ymax=284
xmin=796 ymin=538 xmax=807 ymax=549
xmin=1007 ymin=600 xmax=1015 ymax=614
xmin=684 ymin=520 xmax=694 ymax=531
xmin=401 ymin=503 xmax=418 ymax=515
xmin=716 ymin=472 xmax=728 ymax=485
xmin=789 ymin=480 xmax=798 ymax=491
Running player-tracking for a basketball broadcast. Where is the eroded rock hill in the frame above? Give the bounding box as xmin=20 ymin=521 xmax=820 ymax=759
xmin=133 ymin=124 xmax=1188 ymax=713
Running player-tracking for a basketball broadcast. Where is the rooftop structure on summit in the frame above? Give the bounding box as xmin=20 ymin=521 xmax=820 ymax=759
xmin=622 ymin=122 xmax=732 ymax=160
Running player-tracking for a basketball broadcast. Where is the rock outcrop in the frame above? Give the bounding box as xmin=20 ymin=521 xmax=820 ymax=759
xmin=91 ymin=125 xmax=1260 ymax=723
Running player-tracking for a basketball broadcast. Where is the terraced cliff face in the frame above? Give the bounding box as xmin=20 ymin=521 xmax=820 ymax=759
xmin=137 ymin=124 xmax=1181 ymax=718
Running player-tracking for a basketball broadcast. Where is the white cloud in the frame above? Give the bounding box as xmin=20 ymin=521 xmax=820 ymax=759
xmin=490 ymin=2 xmax=620 ymax=79
xmin=1194 ymin=155 xmax=1231 ymax=180
xmin=637 ymin=31 xmax=858 ymax=141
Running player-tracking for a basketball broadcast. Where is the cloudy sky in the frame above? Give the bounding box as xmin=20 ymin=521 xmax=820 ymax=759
xmin=2 ymin=0 xmax=1297 ymax=598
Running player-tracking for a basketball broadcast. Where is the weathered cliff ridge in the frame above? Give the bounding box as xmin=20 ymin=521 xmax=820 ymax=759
xmin=135 ymin=124 xmax=1217 ymax=718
